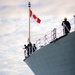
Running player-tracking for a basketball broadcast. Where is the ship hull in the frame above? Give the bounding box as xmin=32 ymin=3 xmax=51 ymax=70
xmin=25 ymin=31 xmax=75 ymax=75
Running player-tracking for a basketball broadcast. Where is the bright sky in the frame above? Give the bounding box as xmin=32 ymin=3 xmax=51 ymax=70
xmin=0 ymin=0 xmax=75 ymax=75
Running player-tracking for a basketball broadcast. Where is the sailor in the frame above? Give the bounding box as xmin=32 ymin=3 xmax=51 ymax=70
xmin=62 ymin=17 xmax=71 ymax=35
xmin=28 ymin=42 xmax=32 ymax=55
xmin=33 ymin=44 xmax=37 ymax=52
xmin=24 ymin=44 xmax=29 ymax=57
xmin=23 ymin=44 xmax=28 ymax=60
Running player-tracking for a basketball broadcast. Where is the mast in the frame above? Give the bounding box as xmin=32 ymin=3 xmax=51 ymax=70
xmin=28 ymin=2 xmax=31 ymax=43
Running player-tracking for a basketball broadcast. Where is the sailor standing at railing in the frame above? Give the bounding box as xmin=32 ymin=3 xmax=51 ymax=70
xmin=28 ymin=42 xmax=32 ymax=55
xmin=33 ymin=44 xmax=37 ymax=52
xmin=62 ymin=17 xmax=71 ymax=35
xmin=23 ymin=44 xmax=28 ymax=60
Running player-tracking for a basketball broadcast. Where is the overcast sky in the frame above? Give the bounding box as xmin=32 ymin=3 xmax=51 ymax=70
xmin=0 ymin=0 xmax=75 ymax=75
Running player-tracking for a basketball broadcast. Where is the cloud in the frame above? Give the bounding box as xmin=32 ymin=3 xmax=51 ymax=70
xmin=0 ymin=0 xmax=75 ymax=75
xmin=0 ymin=0 xmax=75 ymax=19
xmin=29 ymin=0 xmax=75 ymax=18
xmin=0 ymin=0 xmax=26 ymax=6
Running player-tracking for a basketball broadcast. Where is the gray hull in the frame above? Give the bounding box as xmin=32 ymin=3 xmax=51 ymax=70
xmin=25 ymin=31 xmax=75 ymax=75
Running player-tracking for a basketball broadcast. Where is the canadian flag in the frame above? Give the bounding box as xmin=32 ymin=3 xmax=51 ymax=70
xmin=30 ymin=9 xmax=41 ymax=24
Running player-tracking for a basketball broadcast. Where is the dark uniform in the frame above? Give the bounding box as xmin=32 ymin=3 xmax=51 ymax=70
xmin=24 ymin=45 xmax=29 ymax=56
xmin=33 ymin=44 xmax=37 ymax=52
xmin=28 ymin=42 xmax=32 ymax=55
xmin=62 ymin=17 xmax=71 ymax=35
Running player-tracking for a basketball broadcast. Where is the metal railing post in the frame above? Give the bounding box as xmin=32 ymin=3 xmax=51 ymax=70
xmin=44 ymin=35 xmax=47 ymax=45
xmin=74 ymin=15 xmax=75 ymax=31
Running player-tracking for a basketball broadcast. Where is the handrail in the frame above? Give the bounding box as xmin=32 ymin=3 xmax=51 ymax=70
xmin=23 ymin=18 xmax=75 ymax=60
xmin=35 ymin=19 xmax=75 ymax=50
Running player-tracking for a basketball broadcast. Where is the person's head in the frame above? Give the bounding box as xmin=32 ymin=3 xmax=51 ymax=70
xmin=64 ymin=17 xmax=67 ymax=21
xmin=24 ymin=45 xmax=26 ymax=47
xmin=33 ymin=44 xmax=35 ymax=46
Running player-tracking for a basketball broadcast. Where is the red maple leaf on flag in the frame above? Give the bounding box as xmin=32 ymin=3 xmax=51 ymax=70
xmin=30 ymin=9 xmax=41 ymax=24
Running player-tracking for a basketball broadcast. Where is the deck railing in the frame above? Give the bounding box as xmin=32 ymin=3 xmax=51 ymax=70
xmin=35 ymin=18 xmax=75 ymax=50
xmin=24 ymin=18 xmax=75 ymax=60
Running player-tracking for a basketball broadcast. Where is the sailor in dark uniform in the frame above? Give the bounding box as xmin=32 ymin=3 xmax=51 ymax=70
xmin=62 ymin=17 xmax=71 ymax=35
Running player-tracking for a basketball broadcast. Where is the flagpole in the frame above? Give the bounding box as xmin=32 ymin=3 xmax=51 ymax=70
xmin=28 ymin=2 xmax=31 ymax=43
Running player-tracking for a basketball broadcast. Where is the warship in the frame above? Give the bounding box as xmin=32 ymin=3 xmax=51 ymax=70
xmin=23 ymin=18 xmax=75 ymax=75
xmin=24 ymin=31 xmax=75 ymax=75
xmin=23 ymin=2 xmax=75 ymax=75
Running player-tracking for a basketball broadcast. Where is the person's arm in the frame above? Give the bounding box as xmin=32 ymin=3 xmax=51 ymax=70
xmin=62 ymin=21 xmax=63 ymax=26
